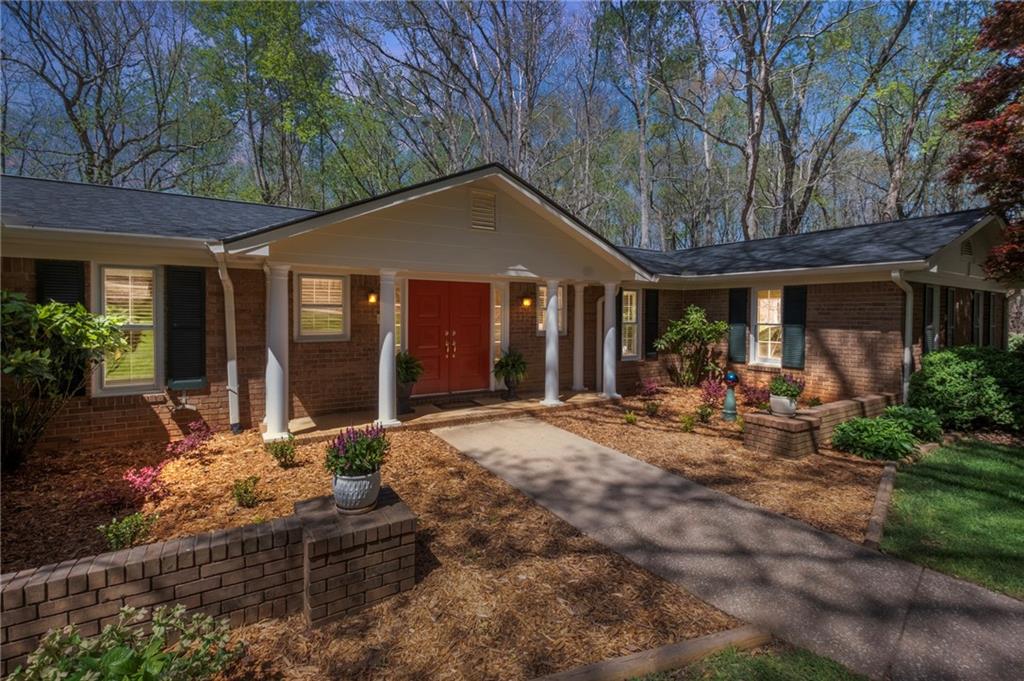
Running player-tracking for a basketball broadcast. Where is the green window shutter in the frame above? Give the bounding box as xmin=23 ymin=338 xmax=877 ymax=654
xmin=165 ymin=267 xmax=207 ymax=390
xmin=615 ymin=290 xmax=623 ymax=360
xmin=781 ymin=285 xmax=807 ymax=369
xmin=36 ymin=260 xmax=85 ymax=305
xmin=727 ymin=288 xmax=748 ymax=363
xmin=643 ymin=289 xmax=660 ymax=359
xmin=923 ymin=286 xmax=936 ymax=354
xmin=945 ymin=287 xmax=955 ymax=346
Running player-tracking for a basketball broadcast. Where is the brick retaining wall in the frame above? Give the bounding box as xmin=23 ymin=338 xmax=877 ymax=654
xmin=743 ymin=393 xmax=897 ymax=457
xmin=0 ymin=489 xmax=416 ymax=675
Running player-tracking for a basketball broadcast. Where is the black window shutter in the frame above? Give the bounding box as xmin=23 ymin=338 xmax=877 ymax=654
xmin=946 ymin=288 xmax=956 ymax=346
xmin=727 ymin=288 xmax=748 ymax=363
xmin=781 ymin=286 xmax=807 ymax=369
xmin=615 ymin=290 xmax=623 ymax=360
xmin=986 ymin=292 xmax=995 ymax=347
xmin=165 ymin=267 xmax=207 ymax=389
xmin=923 ymin=286 xmax=936 ymax=354
xmin=36 ymin=260 xmax=85 ymax=305
xmin=644 ymin=289 xmax=660 ymax=359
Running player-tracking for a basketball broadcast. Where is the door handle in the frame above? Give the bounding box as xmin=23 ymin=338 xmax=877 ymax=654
xmin=443 ymin=330 xmax=450 ymax=359
xmin=451 ymin=329 xmax=456 ymax=357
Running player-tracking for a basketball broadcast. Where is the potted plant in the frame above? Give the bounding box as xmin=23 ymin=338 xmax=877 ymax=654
xmin=396 ymin=351 xmax=423 ymax=415
xmin=493 ymin=348 xmax=527 ymax=400
xmin=768 ymin=374 xmax=805 ymax=417
xmin=324 ymin=424 xmax=390 ymax=513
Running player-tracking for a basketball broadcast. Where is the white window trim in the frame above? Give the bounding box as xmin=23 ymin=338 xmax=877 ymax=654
xmin=536 ymin=283 xmax=568 ymax=336
xmin=750 ymin=287 xmax=783 ymax=367
xmin=293 ymin=272 xmax=350 ymax=342
xmin=620 ymin=288 xmax=642 ymax=361
xmin=92 ymin=264 xmax=164 ymax=397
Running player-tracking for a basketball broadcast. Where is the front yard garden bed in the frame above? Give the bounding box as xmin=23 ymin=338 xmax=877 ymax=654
xmin=539 ymin=387 xmax=885 ymax=543
xmin=2 ymin=428 xmax=737 ymax=680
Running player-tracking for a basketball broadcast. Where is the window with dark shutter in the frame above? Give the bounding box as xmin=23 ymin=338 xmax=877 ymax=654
xmin=946 ymin=288 xmax=956 ymax=346
xmin=986 ymin=292 xmax=996 ymax=347
xmin=727 ymin=288 xmax=748 ymax=363
xmin=644 ymin=289 xmax=659 ymax=359
xmin=36 ymin=260 xmax=85 ymax=305
xmin=165 ymin=267 xmax=206 ymax=390
xmin=781 ymin=285 xmax=807 ymax=369
xmin=615 ymin=290 xmax=623 ymax=360
xmin=923 ymin=286 xmax=936 ymax=353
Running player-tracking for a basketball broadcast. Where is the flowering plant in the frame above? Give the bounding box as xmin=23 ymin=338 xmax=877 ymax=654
xmin=740 ymin=384 xmax=771 ymax=409
xmin=769 ymin=374 xmax=805 ymax=399
xmin=123 ymin=461 xmax=167 ymax=500
xmin=166 ymin=420 xmax=213 ymax=457
xmin=699 ymin=378 xmax=727 ymax=406
xmin=324 ymin=424 xmax=390 ymax=477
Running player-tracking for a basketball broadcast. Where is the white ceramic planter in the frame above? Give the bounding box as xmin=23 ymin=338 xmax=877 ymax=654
xmin=769 ymin=394 xmax=798 ymax=417
xmin=332 ymin=470 xmax=381 ymax=512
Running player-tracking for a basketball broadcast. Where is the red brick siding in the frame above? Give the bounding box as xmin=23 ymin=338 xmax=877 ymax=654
xmin=507 ymin=281 xmax=574 ymax=393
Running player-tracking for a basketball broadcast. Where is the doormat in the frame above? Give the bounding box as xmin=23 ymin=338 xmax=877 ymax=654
xmin=432 ymin=400 xmax=481 ymax=411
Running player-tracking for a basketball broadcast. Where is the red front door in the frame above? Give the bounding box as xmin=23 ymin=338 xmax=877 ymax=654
xmin=408 ymin=280 xmax=490 ymax=395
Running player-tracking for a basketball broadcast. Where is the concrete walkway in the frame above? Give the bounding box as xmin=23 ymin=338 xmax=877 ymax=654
xmin=434 ymin=418 xmax=1024 ymax=681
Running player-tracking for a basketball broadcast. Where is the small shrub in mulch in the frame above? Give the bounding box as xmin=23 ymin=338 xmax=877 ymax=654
xmin=265 ymin=435 xmax=297 ymax=468
xmin=98 ymin=511 xmax=158 ymax=550
xmin=679 ymin=414 xmax=696 ymax=432
xmin=231 ymin=476 xmax=261 ymax=508
xmin=695 ymin=404 xmax=714 ymax=424
xmin=123 ymin=461 xmax=169 ymax=501
xmin=644 ymin=400 xmax=661 ymax=417
xmin=624 ymin=410 xmax=638 ymax=425
xmin=166 ymin=420 xmax=214 ymax=457
xmin=740 ymin=384 xmax=770 ymax=409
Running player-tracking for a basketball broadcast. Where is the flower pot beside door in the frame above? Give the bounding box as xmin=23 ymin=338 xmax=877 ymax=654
xmin=768 ymin=374 xmax=805 ymax=417
xmin=325 ymin=424 xmax=390 ymax=513
xmin=493 ymin=348 xmax=527 ymax=401
xmin=396 ymin=351 xmax=424 ymax=415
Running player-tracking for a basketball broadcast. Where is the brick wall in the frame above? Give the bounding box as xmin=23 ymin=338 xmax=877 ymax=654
xmin=508 ymin=281 xmax=574 ymax=393
xmin=0 ymin=490 xmax=416 ymax=675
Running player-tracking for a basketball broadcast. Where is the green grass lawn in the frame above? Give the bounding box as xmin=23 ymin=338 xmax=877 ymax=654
xmin=634 ymin=645 xmax=865 ymax=680
xmin=881 ymin=439 xmax=1024 ymax=598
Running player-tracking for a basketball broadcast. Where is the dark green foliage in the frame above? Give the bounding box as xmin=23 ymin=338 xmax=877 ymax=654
xmin=653 ymin=305 xmax=728 ymax=385
xmin=231 ymin=476 xmax=260 ymax=508
xmin=882 ymin=405 xmax=943 ymax=442
xmin=1 ymin=291 xmax=127 ymax=469
xmin=695 ymin=403 xmax=714 ymax=424
xmin=908 ymin=346 xmax=1024 ymax=431
xmin=396 ymin=350 xmax=424 ymax=385
xmin=265 ymin=434 xmax=297 ymax=468
xmin=324 ymin=424 xmax=389 ymax=476
xmin=644 ymin=400 xmax=661 ymax=416
xmin=678 ymin=414 xmax=696 ymax=432
xmin=493 ymin=347 xmax=527 ymax=384
xmin=768 ymin=374 xmax=805 ymax=399
xmin=1009 ymin=333 xmax=1024 ymax=354
xmin=831 ymin=418 xmax=917 ymax=460
xmin=624 ymin=410 xmax=638 ymax=425
xmin=10 ymin=605 xmax=241 ymax=681
xmin=98 ymin=512 xmax=158 ymax=551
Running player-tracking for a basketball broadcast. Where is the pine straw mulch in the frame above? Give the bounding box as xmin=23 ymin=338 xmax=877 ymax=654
xmin=2 ymin=429 xmax=738 ymax=680
xmin=537 ymin=387 xmax=885 ymax=543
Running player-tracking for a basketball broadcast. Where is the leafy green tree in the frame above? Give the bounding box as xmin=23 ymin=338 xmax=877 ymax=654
xmin=1 ymin=292 xmax=127 ymax=469
xmin=653 ymin=305 xmax=728 ymax=384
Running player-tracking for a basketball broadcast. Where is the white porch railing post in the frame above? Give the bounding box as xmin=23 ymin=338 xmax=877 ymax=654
xmin=603 ymin=282 xmax=620 ymax=399
xmin=572 ymin=283 xmax=585 ymax=391
xmin=542 ymin=278 xmax=563 ymax=406
xmin=263 ymin=264 xmax=291 ymax=441
xmin=378 ymin=270 xmax=400 ymax=426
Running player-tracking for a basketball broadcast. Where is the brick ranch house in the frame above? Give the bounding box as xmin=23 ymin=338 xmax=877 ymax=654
xmin=0 ymin=165 xmax=1011 ymax=449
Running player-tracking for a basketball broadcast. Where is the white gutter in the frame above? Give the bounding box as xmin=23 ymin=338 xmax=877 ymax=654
xmin=208 ymin=244 xmax=242 ymax=433
xmin=890 ymin=270 xmax=914 ymax=403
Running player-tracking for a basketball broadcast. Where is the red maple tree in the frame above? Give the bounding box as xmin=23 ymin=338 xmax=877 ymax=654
xmin=947 ymin=1 xmax=1024 ymax=285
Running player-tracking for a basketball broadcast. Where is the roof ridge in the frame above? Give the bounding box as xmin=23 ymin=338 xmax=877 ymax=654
xmin=663 ymin=207 xmax=990 ymax=255
xmin=0 ymin=173 xmax=315 ymax=213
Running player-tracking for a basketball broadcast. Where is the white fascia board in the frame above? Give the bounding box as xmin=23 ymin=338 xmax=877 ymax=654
xmin=902 ymin=269 xmax=1007 ymax=293
xmin=2 ymin=224 xmax=215 ymax=266
xmin=651 ymin=260 xmax=929 ymax=289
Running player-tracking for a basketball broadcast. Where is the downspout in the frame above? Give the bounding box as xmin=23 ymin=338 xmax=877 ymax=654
xmin=208 ymin=244 xmax=242 ymax=433
xmin=890 ymin=270 xmax=913 ymax=403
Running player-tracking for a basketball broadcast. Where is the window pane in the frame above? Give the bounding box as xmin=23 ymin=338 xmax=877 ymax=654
xmin=622 ymin=290 xmax=637 ymax=323
xmin=301 ymin=307 xmax=344 ymax=335
xmin=537 ymin=285 xmax=547 ymax=330
xmin=757 ymin=289 xmax=781 ymax=325
xmin=756 ymin=324 xmax=782 ymax=362
xmin=394 ymin=285 xmax=402 ymax=352
xmin=104 ymin=269 xmax=153 ymax=324
xmin=301 ymin=277 xmax=342 ymax=306
xmin=105 ymin=329 xmax=155 ymax=386
xmin=493 ymin=286 xmax=503 ymax=362
xmin=622 ymin=323 xmax=637 ymax=357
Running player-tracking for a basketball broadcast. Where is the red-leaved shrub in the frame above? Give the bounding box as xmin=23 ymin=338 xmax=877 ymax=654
xmin=699 ymin=379 xmax=727 ymax=406
xmin=740 ymin=384 xmax=771 ymax=408
xmin=123 ymin=461 xmax=167 ymax=500
xmin=166 ymin=420 xmax=213 ymax=457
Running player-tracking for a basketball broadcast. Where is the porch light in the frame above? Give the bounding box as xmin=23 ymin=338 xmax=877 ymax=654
xmin=368 ymin=291 xmax=379 ymax=304
xmin=521 ymin=296 xmax=533 ymax=308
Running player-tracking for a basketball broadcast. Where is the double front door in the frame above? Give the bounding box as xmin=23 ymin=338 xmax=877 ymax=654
xmin=408 ymin=280 xmax=491 ymax=395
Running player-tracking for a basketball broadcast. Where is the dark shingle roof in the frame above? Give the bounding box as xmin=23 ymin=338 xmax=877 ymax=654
xmin=0 ymin=175 xmax=314 ymax=240
xmin=621 ymin=209 xmax=991 ymax=276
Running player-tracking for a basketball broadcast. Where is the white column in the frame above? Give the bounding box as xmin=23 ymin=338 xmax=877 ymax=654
xmin=572 ymin=283 xmax=585 ymax=391
xmin=377 ymin=270 xmax=400 ymax=426
xmin=263 ymin=264 xmax=290 ymax=441
xmin=541 ymin=279 xmax=562 ymax=406
xmin=602 ymin=282 xmax=620 ymax=399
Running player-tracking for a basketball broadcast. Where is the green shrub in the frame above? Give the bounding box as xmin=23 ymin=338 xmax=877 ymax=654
xmin=1010 ymin=333 xmax=1024 ymax=354
xmin=231 ymin=476 xmax=260 ymax=508
xmin=396 ymin=350 xmax=424 ymax=384
xmin=882 ymin=405 xmax=943 ymax=442
xmin=624 ymin=410 xmax=638 ymax=425
xmin=644 ymin=400 xmax=661 ymax=417
xmin=266 ymin=434 xmax=297 ymax=468
xmin=98 ymin=512 xmax=158 ymax=550
xmin=908 ymin=346 xmax=1024 ymax=431
xmin=653 ymin=305 xmax=728 ymax=384
xmin=832 ymin=417 xmax=917 ymax=460
xmin=679 ymin=414 xmax=696 ymax=432
xmin=768 ymin=374 xmax=805 ymax=399
xmin=695 ymin=403 xmax=714 ymax=424
xmin=9 ymin=604 xmax=240 ymax=681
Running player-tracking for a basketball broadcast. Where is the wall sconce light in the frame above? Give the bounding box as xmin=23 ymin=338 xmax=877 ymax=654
xmin=521 ymin=296 xmax=533 ymax=308
xmin=368 ymin=291 xmax=379 ymax=304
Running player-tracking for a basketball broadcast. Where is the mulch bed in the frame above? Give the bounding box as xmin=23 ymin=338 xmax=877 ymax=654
xmin=2 ymin=428 xmax=737 ymax=680
xmin=538 ymin=387 xmax=884 ymax=543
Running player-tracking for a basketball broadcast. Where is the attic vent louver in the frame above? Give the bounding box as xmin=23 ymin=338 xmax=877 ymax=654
xmin=960 ymin=239 xmax=973 ymax=257
xmin=471 ymin=190 xmax=496 ymax=230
